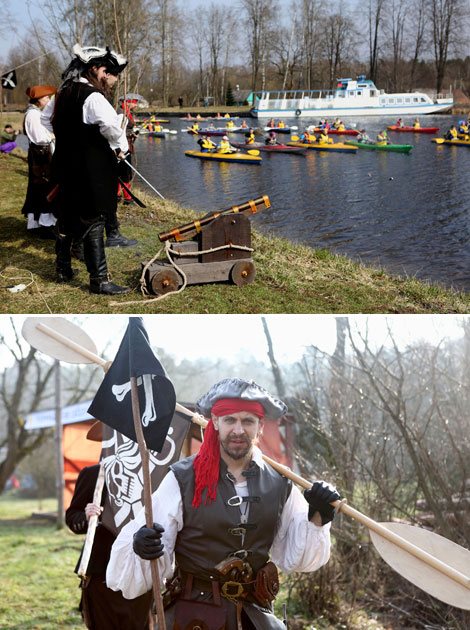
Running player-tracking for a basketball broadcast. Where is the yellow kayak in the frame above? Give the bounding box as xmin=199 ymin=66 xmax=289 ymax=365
xmin=287 ymin=141 xmax=357 ymax=153
xmin=185 ymin=150 xmax=261 ymax=164
xmin=431 ymin=138 xmax=470 ymax=146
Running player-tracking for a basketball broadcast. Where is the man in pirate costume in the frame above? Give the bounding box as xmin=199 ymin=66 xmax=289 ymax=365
xmin=21 ymin=84 xmax=58 ymax=240
xmin=66 ymin=422 xmax=153 ymax=630
xmin=107 ymin=378 xmax=339 ymax=629
xmin=41 ymin=44 xmax=133 ymax=294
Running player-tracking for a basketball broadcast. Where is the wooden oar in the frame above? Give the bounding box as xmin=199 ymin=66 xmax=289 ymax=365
xmin=173 ymin=402 xmax=470 ymax=611
xmin=19 ymin=319 xmax=470 ymax=612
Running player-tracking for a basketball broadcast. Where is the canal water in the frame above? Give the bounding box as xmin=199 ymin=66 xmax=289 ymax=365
xmin=133 ymin=114 xmax=470 ymax=291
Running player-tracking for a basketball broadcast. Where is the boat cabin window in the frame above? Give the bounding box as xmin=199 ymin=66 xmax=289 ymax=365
xmin=388 ymin=98 xmax=395 ymax=104
xmin=370 ymin=90 xmax=376 ymax=97
xmin=420 ymin=97 xmax=426 ymax=102
xmin=356 ymin=91 xmax=362 ymax=96
xmin=405 ymin=97 xmax=411 ymax=103
xmin=348 ymin=91 xmax=355 ymax=97
xmin=396 ymin=97 xmax=403 ymax=103
xmin=413 ymin=97 xmax=418 ymax=102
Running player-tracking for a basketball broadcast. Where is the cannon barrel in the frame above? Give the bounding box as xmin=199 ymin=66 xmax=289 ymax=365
xmin=158 ymin=195 xmax=270 ymax=242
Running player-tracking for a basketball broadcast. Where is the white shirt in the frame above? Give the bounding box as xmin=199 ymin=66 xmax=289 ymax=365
xmin=41 ymin=79 xmax=128 ymax=153
xmin=24 ymin=106 xmax=53 ymax=145
xmin=106 ymin=446 xmax=331 ymax=600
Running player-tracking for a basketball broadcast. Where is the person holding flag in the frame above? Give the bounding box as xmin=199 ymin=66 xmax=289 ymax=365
xmin=106 ymin=377 xmax=339 ymax=630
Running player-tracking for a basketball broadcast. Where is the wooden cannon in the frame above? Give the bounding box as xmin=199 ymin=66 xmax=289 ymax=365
xmin=142 ymin=195 xmax=270 ymax=295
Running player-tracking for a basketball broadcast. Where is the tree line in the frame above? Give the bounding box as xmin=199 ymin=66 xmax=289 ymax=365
xmin=2 ymin=0 xmax=470 ymax=109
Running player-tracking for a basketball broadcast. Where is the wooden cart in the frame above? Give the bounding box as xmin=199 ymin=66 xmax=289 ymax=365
xmin=143 ymin=196 xmax=270 ymax=295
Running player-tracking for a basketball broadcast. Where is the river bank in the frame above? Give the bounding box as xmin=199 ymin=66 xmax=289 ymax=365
xmin=2 ymin=146 xmax=470 ymax=314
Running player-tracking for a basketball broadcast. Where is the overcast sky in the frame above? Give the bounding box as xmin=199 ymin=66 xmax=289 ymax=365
xmin=0 ymin=315 xmax=464 ymax=371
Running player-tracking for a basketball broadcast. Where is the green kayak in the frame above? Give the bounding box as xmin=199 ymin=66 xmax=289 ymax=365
xmin=344 ymin=140 xmax=413 ymax=153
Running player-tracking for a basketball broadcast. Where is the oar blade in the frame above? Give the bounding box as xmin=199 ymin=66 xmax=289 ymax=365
xmin=22 ymin=317 xmax=98 ymax=364
xmin=370 ymin=522 xmax=470 ymax=610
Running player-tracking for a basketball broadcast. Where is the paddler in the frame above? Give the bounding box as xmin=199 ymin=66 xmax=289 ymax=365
xmin=300 ymin=128 xmax=316 ymax=144
xmin=267 ymin=117 xmax=275 ymax=128
xmin=458 ymin=120 xmax=468 ymax=136
xmin=217 ymin=135 xmax=237 ymax=154
xmin=376 ymin=129 xmax=390 ymax=145
xmin=191 ymin=122 xmax=200 ymax=132
xmin=224 ymin=112 xmax=230 ymax=118
xmin=445 ymin=125 xmax=458 ymax=140
xmin=333 ymin=117 xmax=341 ymax=129
xmin=265 ymin=131 xmax=278 ymax=145
xmin=240 ymin=120 xmax=248 ymax=129
xmin=245 ymin=128 xmax=256 ymax=145
xmin=413 ymin=118 xmax=421 ymax=130
xmin=357 ymin=130 xmax=371 ymax=144
xmin=226 ymin=120 xmax=235 ymax=129
xmin=277 ymin=120 xmax=286 ymax=128
xmin=337 ymin=121 xmax=346 ymax=132
xmin=319 ymin=129 xmax=333 ymax=144
xmin=197 ymin=134 xmax=216 ymax=152
xmin=106 ymin=377 xmax=338 ymax=630
xmin=396 ymin=118 xmax=404 ymax=128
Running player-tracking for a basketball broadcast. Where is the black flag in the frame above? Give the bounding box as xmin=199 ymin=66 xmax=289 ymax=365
xmin=1 ymin=70 xmax=17 ymax=90
xmin=88 ymin=317 xmax=176 ymax=452
xmin=100 ymin=412 xmax=190 ymax=535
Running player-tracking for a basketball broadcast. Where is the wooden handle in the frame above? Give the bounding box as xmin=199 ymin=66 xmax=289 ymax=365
xmin=77 ymin=464 xmax=105 ymax=578
xmin=37 ymin=323 xmax=108 ymax=368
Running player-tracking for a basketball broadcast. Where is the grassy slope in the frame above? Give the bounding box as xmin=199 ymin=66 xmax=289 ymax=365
xmin=2 ymin=120 xmax=470 ymax=313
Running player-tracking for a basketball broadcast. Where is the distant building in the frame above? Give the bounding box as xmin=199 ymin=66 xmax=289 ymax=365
xmin=233 ymin=88 xmax=253 ymax=106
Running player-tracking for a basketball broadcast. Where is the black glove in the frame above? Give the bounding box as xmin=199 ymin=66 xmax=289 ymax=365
xmin=304 ymin=481 xmax=340 ymax=525
xmin=132 ymin=523 xmax=165 ymax=560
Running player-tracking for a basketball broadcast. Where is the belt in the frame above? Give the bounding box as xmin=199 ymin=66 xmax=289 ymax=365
xmin=180 ymin=571 xmax=255 ymax=603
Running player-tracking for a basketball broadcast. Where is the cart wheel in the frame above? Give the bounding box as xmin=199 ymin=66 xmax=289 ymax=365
xmin=230 ymin=260 xmax=256 ymax=286
xmin=150 ymin=268 xmax=181 ymax=295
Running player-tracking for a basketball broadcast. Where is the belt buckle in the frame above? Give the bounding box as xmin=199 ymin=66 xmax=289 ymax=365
xmin=221 ymin=581 xmax=244 ymax=599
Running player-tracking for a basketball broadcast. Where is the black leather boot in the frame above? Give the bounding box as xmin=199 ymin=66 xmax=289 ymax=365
xmin=84 ymin=223 xmax=131 ymax=295
xmin=105 ymin=228 xmax=138 ymax=248
xmin=55 ymin=233 xmax=79 ymax=283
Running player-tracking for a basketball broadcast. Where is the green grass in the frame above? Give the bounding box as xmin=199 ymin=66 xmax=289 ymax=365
xmin=2 ymin=112 xmax=470 ymax=313
xmin=0 ymin=496 xmax=83 ymax=630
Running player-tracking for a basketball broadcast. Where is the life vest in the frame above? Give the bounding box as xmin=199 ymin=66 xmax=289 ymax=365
xmin=226 ymin=121 xmax=234 ymax=128
xmin=277 ymin=121 xmax=285 ymax=128
xmin=224 ymin=113 xmax=230 ymax=118
xmin=218 ymin=140 xmax=233 ymax=153
xmin=301 ymin=131 xmax=315 ymax=143
xmin=413 ymin=122 xmax=420 ymax=129
xmin=319 ymin=133 xmax=331 ymax=144
xmin=246 ymin=133 xmax=255 ymax=144
xmin=154 ymin=124 xmax=162 ymax=132
xmin=337 ymin=125 xmax=345 ymax=131
xmin=201 ymin=138 xmax=215 ymax=150
xmin=333 ymin=121 xmax=340 ymax=129
xmin=268 ymin=120 xmax=275 ymax=127
xmin=191 ymin=123 xmax=199 ymax=131
xmin=459 ymin=124 xmax=468 ymax=134
xmin=449 ymin=128 xmax=458 ymax=139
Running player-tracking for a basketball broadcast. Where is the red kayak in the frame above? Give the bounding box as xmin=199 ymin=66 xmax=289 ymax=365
xmin=231 ymin=141 xmax=306 ymax=154
xmin=312 ymin=127 xmax=361 ymax=135
xmin=387 ymin=125 xmax=440 ymax=133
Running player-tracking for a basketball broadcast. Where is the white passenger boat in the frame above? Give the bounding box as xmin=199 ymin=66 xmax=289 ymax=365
xmin=250 ymin=76 xmax=453 ymax=118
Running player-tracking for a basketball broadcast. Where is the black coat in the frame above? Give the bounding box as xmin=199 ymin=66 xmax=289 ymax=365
xmin=65 ymin=464 xmax=115 ymax=574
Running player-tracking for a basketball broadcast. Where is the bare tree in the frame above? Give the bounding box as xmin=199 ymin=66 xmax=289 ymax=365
xmin=407 ymin=0 xmax=428 ymax=90
xmin=241 ymin=0 xmax=277 ymax=92
xmin=368 ymin=0 xmax=385 ymax=83
xmin=430 ymin=0 xmax=463 ymax=94
xmin=323 ymin=4 xmax=352 ymax=90
xmin=382 ymin=0 xmax=406 ymax=91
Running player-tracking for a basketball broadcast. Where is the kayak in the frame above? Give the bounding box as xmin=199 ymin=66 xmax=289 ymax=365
xmin=148 ymin=129 xmax=177 ymax=137
xmin=287 ymin=141 xmax=357 ymax=153
xmin=263 ymin=126 xmax=295 ymax=134
xmin=311 ymin=127 xmax=361 ymax=135
xmin=187 ymin=128 xmax=226 ymax=136
xmin=231 ymin=141 xmax=306 ymax=154
xmin=344 ymin=140 xmax=413 ymax=153
xmin=388 ymin=125 xmax=440 ymax=133
xmin=431 ymin=138 xmax=470 ymax=146
xmin=180 ymin=116 xmax=239 ymax=121
xmin=185 ymin=150 xmax=261 ymax=164
xmin=135 ymin=119 xmax=169 ymax=124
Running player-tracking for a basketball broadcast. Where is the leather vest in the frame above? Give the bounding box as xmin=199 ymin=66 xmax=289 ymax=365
xmin=171 ymin=455 xmax=292 ymax=580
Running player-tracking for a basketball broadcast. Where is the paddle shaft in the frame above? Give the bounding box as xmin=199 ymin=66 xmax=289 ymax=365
xmin=77 ymin=463 xmax=105 ymax=577
xmin=175 ymin=402 xmax=470 ymax=591
xmin=35 ymin=323 xmax=109 ymax=369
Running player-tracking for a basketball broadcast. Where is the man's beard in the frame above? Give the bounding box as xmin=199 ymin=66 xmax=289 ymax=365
xmin=220 ymin=435 xmax=252 ymax=460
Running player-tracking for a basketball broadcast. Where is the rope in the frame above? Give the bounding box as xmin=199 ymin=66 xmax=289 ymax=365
xmin=0 ymin=267 xmax=52 ymax=313
xmin=110 ymin=241 xmax=254 ymax=307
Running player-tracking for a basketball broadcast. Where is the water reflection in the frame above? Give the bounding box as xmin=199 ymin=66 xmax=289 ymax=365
xmin=134 ymin=114 xmax=470 ymax=290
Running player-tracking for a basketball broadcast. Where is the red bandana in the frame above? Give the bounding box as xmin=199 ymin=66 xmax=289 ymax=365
xmin=192 ymin=399 xmax=265 ymax=508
